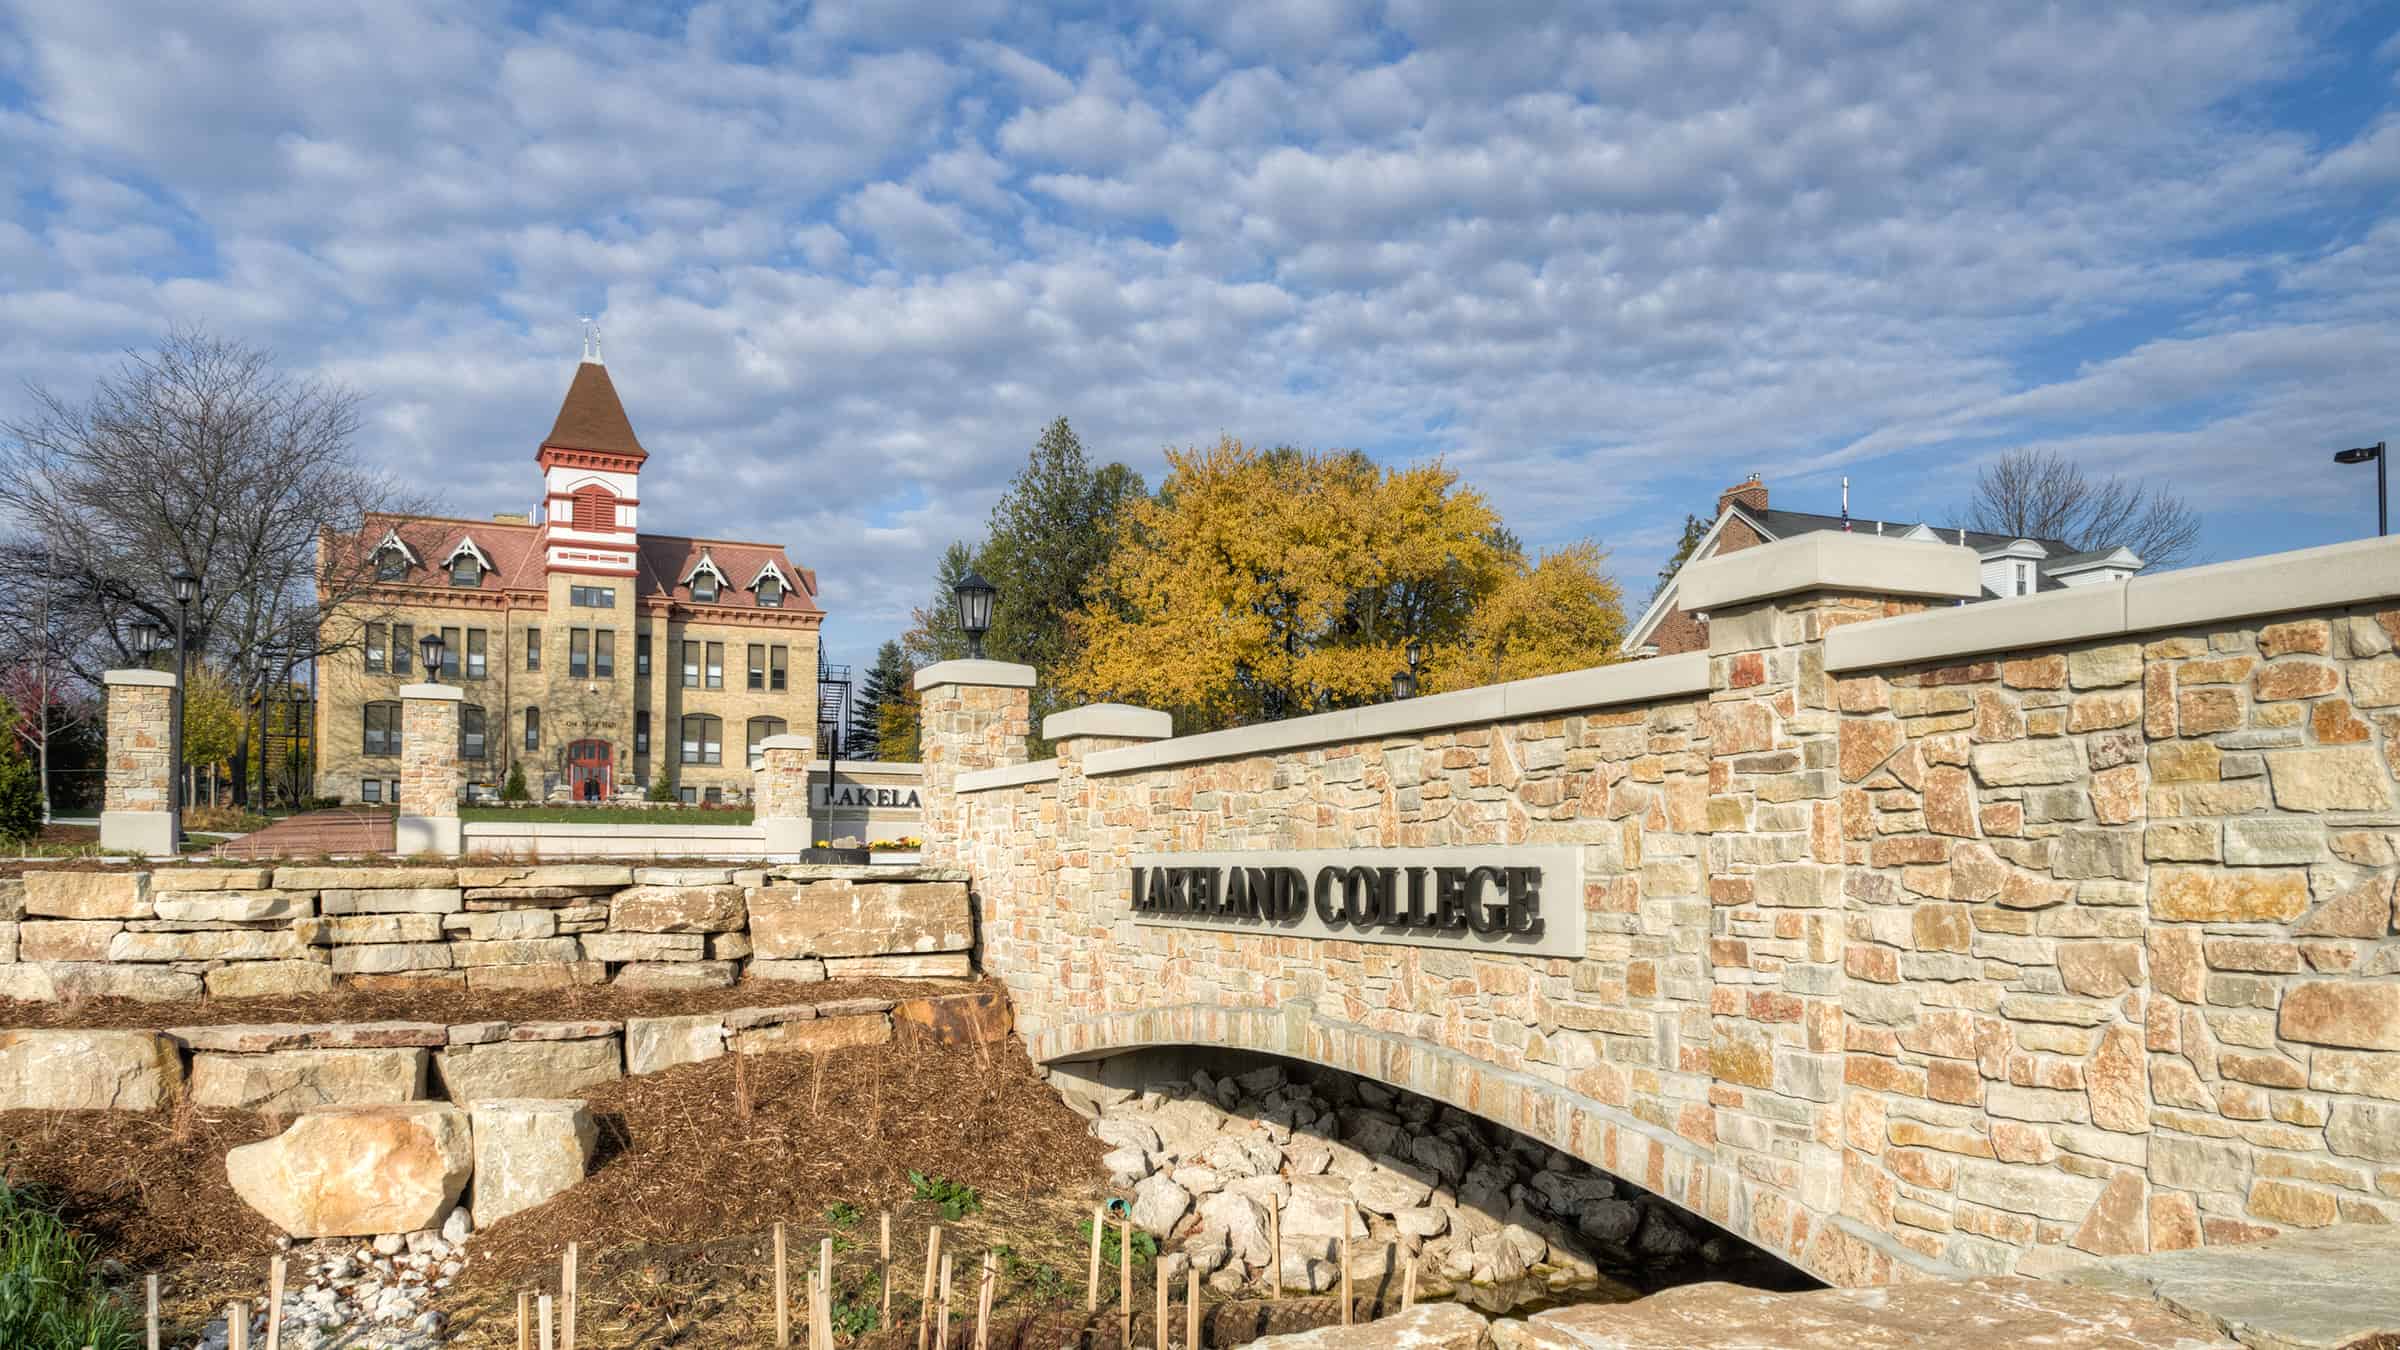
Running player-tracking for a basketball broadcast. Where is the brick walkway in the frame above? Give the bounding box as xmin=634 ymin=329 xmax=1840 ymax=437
xmin=215 ymin=809 xmax=395 ymax=859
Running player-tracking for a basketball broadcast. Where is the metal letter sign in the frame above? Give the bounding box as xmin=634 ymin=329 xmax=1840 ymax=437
xmin=1125 ymin=846 xmax=1585 ymax=958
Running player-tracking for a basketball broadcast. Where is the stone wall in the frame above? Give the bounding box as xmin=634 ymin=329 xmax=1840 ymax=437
xmin=934 ymin=533 xmax=2400 ymax=1289
xmin=0 ymin=864 xmax=970 ymax=1003
xmin=99 ymin=670 xmax=176 ymax=856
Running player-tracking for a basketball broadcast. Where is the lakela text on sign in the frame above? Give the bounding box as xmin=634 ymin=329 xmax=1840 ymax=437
xmin=1124 ymin=847 xmax=1585 ymax=957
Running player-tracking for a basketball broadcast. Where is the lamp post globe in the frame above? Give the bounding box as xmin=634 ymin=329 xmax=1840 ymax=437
xmin=418 ymin=631 xmax=447 ymax=683
xmin=953 ymin=570 xmax=997 ymax=660
xmin=129 ymin=618 xmax=163 ymax=668
xmin=1392 ymin=669 xmax=1417 ymax=701
xmin=169 ymin=567 xmax=200 ymax=606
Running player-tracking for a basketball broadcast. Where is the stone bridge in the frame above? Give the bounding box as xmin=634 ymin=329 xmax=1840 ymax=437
xmin=921 ymin=533 xmax=2400 ymax=1289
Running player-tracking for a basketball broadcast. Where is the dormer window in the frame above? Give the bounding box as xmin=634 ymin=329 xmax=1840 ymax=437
xmin=377 ymin=550 xmax=408 ymax=582
xmin=450 ymin=554 xmax=481 ymax=587
xmin=692 ymin=573 xmax=718 ymax=603
xmin=683 ymin=550 xmax=731 ymax=605
xmin=756 ymin=575 xmax=782 ymax=608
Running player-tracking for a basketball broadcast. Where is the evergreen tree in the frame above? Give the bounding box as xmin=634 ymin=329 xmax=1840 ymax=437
xmin=979 ymin=418 xmax=1145 ymax=683
xmin=1650 ymin=513 xmax=1710 ymax=604
xmin=901 ymin=540 xmax=980 ymax=670
xmin=0 ymin=740 xmax=41 ymax=846
xmin=849 ymin=640 xmax=910 ymax=761
xmin=500 ymin=760 xmax=530 ymax=803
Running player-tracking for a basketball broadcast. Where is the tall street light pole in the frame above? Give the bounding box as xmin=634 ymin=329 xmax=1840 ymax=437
xmin=2336 ymin=442 xmax=2389 ymax=538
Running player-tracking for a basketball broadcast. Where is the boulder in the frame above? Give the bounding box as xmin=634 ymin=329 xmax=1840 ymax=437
xmin=732 ymin=1013 xmax=892 ymax=1056
xmin=0 ymin=963 xmax=198 ymax=1002
xmin=1094 ymin=1117 xmax=1164 ymax=1155
xmin=1532 ymin=1170 xmax=1615 ymax=1214
xmin=191 ymin=1049 xmax=429 ymax=1112
xmin=579 ymin=932 xmax=705 ymax=962
xmin=1244 ymin=1304 xmax=1490 ymax=1349
xmin=1152 ymin=1097 xmax=1228 ymax=1158
xmin=1409 ymin=1135 xmax=1468 ymax=1184
xmin=1171 ymin=1165 xmax=1225 ymax=1198
xmin=154 ymin=891 xmax=314 ymax=921
xmin=608 ymin=885 xmax=747 ymax=933
xmin=1574 ymin=1198 xmax=1641 ymax=1245
xmin=150 ymin=867 xmax=275 ymax=891
xmin=109 ymin=929 xmax=307 ymax=962
xmin=436 ymin=1036 xmax=620 ymax=1104
xmin=745 ymin=959 xmax=829 ymax=984
xmin=746 ymin=880 xmax=970 ymax=959
xmin=611 ymin=960 xmax=737 ymax=990
xmin=1285 ymin=1175 xmax=1370 ymax=1238
xmin=1351 ymin=1157 xmax=1437 ymax=1216
xmin=820 ymin=954 xmax=974 ymax=978
xmin=444 ymin=937 xmax=582 ymax=967
xmin=0 ymin=1029 xmax=182 ymax=1110
xmin=464 ymin=961 xmax=608 ymax=991
xmin=206 ymin=961 xmax=336 ymax=998
xmin=1277 ymin=1253 xmax=1340 ymax=1293
xmin=1105 ymin=1146 xmax=1154 ymax=1188
xmin=624 ymin=1015 xmax=727 ymax=1074
xmin=225 ymin=1103 xmax=472 ymax=1237
xmin=1346 ymin=1111 xmax=1407 ymax=1157
xmin=442 ymin=910 xmax=557 ymax=941
xmin=275 ymin=867 xmax=456 ymax=891
xmin=470 ymin=1098 xmax=598 ymax=1227
xmin=1132 ymin=1174 xmax=1193 ymax=1237
xmin=316 ymin=888 xmax=464 ymax=915
xmin=454 ymin=865 xmax=630 ymax=889
xmin=19 ymin=920 xmax=121 ymax=962
xmin=1396 ymin=1206 xmax=1450 ymax=1239
xmin=1196 ymin=1191 xmax=1270 ymax=1266
xmin=23 ymin=871 xmax=151 ymax=919
xmin=1527 ymin=1275 xmax=2238 ymax=1348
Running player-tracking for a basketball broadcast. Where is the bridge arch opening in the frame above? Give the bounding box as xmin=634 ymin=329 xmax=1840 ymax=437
xmin=1043 ymin=1044 xmax=1819 ymax=1317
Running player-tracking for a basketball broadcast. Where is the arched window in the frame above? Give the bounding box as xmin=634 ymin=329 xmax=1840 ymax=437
xmin=680 ymin=714 xmax=721 ymax=765
xmin=571 ymin=485 xmax=617 ymax=531
xmin=691 ymin=573 xmax=719 ymax=603
xmin=449 ymin=553 xmax=481 ymax=587
xmin=756 ymin=574 xmax=782 ymax=607
xmin=363 ymin=702 xmax=400 ymax=758
xmin=460 ymin=704 xmax=488 ymax=760
xmin=524 ymin=706 xmax=541 ymax=751
xmin=747 ymin=716 xmax=787 ymax=768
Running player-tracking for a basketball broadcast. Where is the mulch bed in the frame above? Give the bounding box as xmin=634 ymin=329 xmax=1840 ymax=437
xmin=0 ymin=974 xmax=989 ymax=1030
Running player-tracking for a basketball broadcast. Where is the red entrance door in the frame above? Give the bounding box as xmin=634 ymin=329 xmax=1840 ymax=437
xmin=567 ymin=740 xmax=612 ymax=802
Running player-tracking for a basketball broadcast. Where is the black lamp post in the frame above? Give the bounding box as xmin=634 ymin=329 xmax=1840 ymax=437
xmin=953 ymin=570 xmax=997 ymax=659
xmin=418 ymin=631 xmax=447 ymax=685
xmin=2336 ymin=442 xmax=2390 ymax=537
xmin=256 ymin=649 xmax=280 ymax=811
xmin=287 ymin=679 xmax=308 ymax=805
xmin=166 ymin=567 xmax=200 ymax=845
xmin=1392 ymin=638 xmax=1425 ymax=701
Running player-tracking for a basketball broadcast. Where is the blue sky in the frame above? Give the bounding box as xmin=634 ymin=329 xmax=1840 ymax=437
xmin=1 ymin=1 xmax=2394 ymax=671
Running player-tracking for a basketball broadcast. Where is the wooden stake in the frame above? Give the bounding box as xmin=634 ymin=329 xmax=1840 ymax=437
xmin=918 ymin=1226 xmax=944 ymax=1350
xmin=518 ymin=1291 xmax=532 ymax=1350
xmin=1267 ymin=1194 xmax=1282 ymax=1300
xmin=538 ymin=1293 xmax=554 ymax=1350
xmin=1402 ymin=1253 xmax=1417 ymax=1310
xmin=1117 ymin=1218 xmax=1133 ymax=1350
xmin=817 ymin=1236 xmax=836 ymax=1350
xmin=936 ymin=1252 xmax=954 ymax=1350
xmin=1339 ymin=1202 xmax=1356 ymax=1326
xmin=974 ymin=1250 xmax=995 ymax=1350
xmin=881 ymin=1210 xmax=894 ymax=1330
xmin=146 ymin=1273 xmax=159 ymax=1350
xmin=228 ymin=1300 xmax=248 ymax=1350
xmin=1154 ymin=1256 xmax=1168 ymax=1350
xmin=266 ymin=1255 xmax=286 ymax=1350
xmin=1185 ymin=1263 xmax=1200 ymax=1350
xmin=562 ymin=1241 xmax=579 ymax=1350
xmin=1085 ymin=1203 xmax=1104 ymax=1312
xmin=775 ymin=1222 xmax=792 ymax=1347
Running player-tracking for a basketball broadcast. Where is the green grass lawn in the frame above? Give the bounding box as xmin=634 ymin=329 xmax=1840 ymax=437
xmin=458 ymin=804 xmax=755 ymax=826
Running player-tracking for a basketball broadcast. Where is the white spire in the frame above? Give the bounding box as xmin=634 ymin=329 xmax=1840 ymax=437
xmin=578 ymin=315 xmax=603 ymax=365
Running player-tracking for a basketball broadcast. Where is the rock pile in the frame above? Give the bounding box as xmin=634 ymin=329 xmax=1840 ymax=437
xmin=189 ymin=1208 xmax=474 ymax=1350
xmin=1069 ymin=1062 xmax=1747 ymax=1300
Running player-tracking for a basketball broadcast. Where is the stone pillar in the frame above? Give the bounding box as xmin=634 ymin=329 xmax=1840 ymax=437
xmin=915 ymin=659 xmax=1035 ymax=869
xmin=1678 ymin=534 xmax=1981 ymax=1244
xmin=396 ymin=683 xmax=464 ymax=857
xmin=99 ymin=669 xmax=177 ymax=856
xmin=752 ymin=732 xmax=817 ymax=858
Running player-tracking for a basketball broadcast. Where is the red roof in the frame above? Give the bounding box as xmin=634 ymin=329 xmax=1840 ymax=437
xmin=543 ymin=362 xmax=647 ymax=460
xmin=336 ymin=514 xmax=819 ymax=613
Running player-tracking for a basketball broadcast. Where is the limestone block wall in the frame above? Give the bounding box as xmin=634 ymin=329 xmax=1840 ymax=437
xmin=933 ymin=533 xmax=2400 ymax=1289
xmin=0 ymin=864 xmax=971 ymax=1003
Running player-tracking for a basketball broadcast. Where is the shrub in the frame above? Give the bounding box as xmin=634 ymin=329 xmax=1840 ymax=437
xmin=907 ymin=1171 xmax=982 ymax=1221
xmin=0 ymin=747 xmax=41 ymax=847
xmin=0 ymin=1174 xmax=139 ymax=1349
xmin=647 ymin=771 xmax=675 ymax=803
xmin=500 ymin=761 xmax=530 ymax=803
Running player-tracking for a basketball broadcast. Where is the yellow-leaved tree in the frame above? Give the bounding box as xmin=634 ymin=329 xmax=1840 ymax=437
xmin=1062 ymin=439 xmax=1624 ymax=731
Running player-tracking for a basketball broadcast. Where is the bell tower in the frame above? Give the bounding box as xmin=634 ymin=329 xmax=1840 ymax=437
xmin=536 ymin=324 xmax=645 ymax=578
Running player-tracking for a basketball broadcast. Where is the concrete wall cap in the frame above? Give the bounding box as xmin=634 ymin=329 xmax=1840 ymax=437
xmin=102 ymin=669 xmax=177 ymax=688
xmin=956 ymin=759 xmax=1062 ymax=793
xmin=1043 ymin=703 xmax=1172 ymax=742
xmin=913 ymin=659 xmax=1037 ymax=691
xmin=756 ymin=735 xmax=815 ymax=752
xmin=1680 ymin=533 xmax=1983 ymax=611
xmin=1079 ymin=651 xmax=1708 ymax=778
xmin=1825 ymin=584 xmax=2126 ymax=672
xmin=397 ymin=683 xmax=467 ymax=702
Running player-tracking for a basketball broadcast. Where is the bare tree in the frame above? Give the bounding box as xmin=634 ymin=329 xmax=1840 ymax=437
xmin=1962 ymin=448 xmax=2202 ymax=568
xmin=0 ymin=325 xmax=431 ymax=803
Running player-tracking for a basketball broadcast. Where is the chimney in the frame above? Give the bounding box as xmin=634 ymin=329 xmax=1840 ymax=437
xmin=492 ymin=512 xmax=530 ymax=525
xmin=1716 ymin=474 xmax=1768 ymax=519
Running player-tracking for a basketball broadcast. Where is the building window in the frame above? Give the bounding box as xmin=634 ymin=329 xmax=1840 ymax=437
xmin=439 ymin=626 xmax=461 ymax=679
xmin=680 ymin=714 xmax=721 ymax=765
xmin=363 ymin=701 xmax=400 ymax=758
xmin=747 ymin=716 xmax=787 ymax=768
xmin=392 ymin=624 xmax=413 ymax=676
xmin=636 ymin=634 xmax=651 ymax=676
xmin=362 ymin=779 xmax=382 ymax=803
xmin=450 ymin=554 xmax=480 ymax=587
xmin=376 ymin=549 xmax=407 ymax=582
xmin=704 ymin=786 xmax=723 ymax=805
xmin=571 ymin=485 xmax=616 ymax=531
xmin=460 ymin=704 xmax=488 ymax=760
xmin=2015 ymin=561 xmax=2034 ymax=596
xmin=680 ymin=640 xmax=699 ymax=688
xmin=365 ymin=623 xmax=386 ymax=673
xmin=706 ymin=642 xmax=723 ymax=689
xmin=691 ymin=573 xmax=719 ymax=603
xmin=524 ymin=706 xmax=541 ymax=751
xmin=571 ymin=585 xmax=615 ymax=608
xmin=526 ymin=627 xmax=541 ymax=671
xmin=569 ymin=629 xmax=590 ymax=679
xmin=770 ymin=645 xmax=788 ymax=692
xmin=756 ymin=574 xmax=782 ymax=607
xmin=634 ymin=710 xmax=650 ymax=755
xmin=679 ymin=786 xmax=697 ymax=805
xmin=595 ymin=630 xmax=615 ymax=679
xmin=747 ymin=644 xmax=765 ymax=691
xmin=465 ymin=628 xmax=487 ymax=679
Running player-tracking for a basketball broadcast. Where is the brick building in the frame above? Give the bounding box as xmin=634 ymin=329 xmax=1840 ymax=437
xmin=316 ymin=353 xmax=823 ymax=805
xmin=1626 ymin=474 xmax=2148 ymax=656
